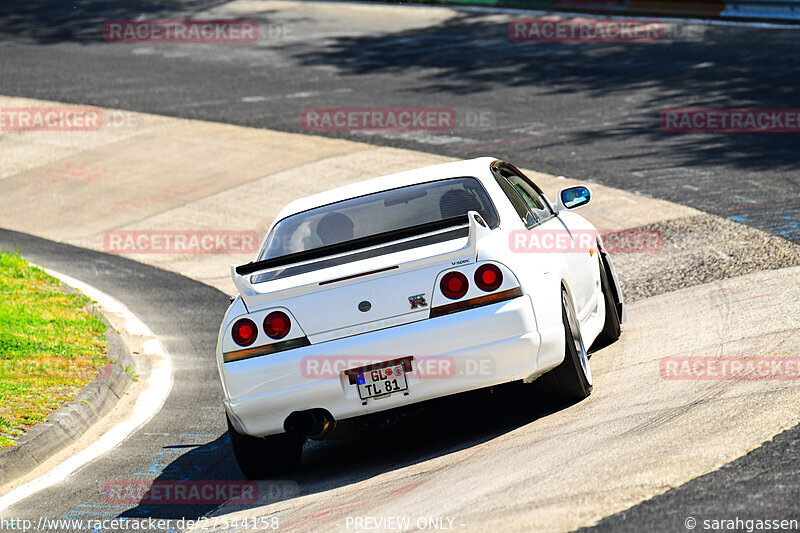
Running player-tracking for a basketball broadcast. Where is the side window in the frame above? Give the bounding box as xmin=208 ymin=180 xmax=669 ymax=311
xmin=494 ymin=172 xmax=536 ymax=227
xmin=496 ymin=166 xmax=553 ymax=226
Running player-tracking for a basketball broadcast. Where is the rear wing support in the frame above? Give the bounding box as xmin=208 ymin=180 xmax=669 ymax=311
xmin=231 ymin=210 xmax=492 ymax=298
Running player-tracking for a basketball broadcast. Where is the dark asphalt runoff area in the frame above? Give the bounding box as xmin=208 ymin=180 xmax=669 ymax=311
xmin=0 ymin=0 xmax=799 ymax=531
xmin=0 ymin=0 xmax=798 ymax=241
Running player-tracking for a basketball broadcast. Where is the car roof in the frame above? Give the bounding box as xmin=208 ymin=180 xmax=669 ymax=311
xmin=276 ymin=156 xmax=499 ymax=220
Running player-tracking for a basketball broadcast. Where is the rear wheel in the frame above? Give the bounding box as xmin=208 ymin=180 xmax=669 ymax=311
xmin=596 ymin=255 xmax=621 ymax=345
xmin=227 ymin=414 xmax=303 ymax=479
xmin=533 ymin=289 xmax=593 ymax=406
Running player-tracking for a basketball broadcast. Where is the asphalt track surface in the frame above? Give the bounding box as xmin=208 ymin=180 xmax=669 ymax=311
xmin=1 ymin=1 xmax=800 ymax=531
xmin=3 ymin=227 xmax=799 ymax=532
xmin=0 ymin=0 xmax=798 ymax=241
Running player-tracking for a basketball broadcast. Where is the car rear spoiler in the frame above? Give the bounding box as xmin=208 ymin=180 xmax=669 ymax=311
xmin=230 ymin=211 xmax=492 ymax=298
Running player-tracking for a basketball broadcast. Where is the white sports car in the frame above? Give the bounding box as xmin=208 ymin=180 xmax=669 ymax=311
xmin=217 ymin=157 xmax=625 ymax=478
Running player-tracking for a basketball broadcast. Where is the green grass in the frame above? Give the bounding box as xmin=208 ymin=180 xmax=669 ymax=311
xmin=0 ymin=252 xmax=109 ymax=448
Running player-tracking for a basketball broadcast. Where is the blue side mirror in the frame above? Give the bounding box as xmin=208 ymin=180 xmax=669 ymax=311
xmin=557 ymin=186 xmax=591 ymax=210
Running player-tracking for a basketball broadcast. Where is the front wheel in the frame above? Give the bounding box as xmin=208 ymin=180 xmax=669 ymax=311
xmin=532 ymin=289 xmax=593 ymax=406
xmin=227 ymin=414 xmax=303 ymax=479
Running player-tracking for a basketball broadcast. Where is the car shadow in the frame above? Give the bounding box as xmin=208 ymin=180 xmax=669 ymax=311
xmin=118 ymin=381 xmax=571 ymax=521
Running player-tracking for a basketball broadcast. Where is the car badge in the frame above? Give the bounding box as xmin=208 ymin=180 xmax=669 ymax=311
xmin=408 ymin=294 xmax=427 ymax=309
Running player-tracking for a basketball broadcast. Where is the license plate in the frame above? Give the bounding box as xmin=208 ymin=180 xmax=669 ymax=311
xmin=355 ymin=364 xmax=408 ymax=400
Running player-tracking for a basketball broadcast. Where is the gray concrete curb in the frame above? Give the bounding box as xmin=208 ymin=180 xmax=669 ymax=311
xmin=0 ymin=296 xmax=135 ymax=487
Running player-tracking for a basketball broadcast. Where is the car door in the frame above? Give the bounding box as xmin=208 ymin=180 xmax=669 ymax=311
xmin=491 ymin=163 xmax=595 ymax=315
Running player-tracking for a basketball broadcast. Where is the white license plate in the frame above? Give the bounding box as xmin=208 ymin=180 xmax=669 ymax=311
xmin=356 ymin=364 xmax=408 ymax=400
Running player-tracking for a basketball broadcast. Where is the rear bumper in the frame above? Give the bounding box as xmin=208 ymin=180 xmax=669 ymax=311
xmin=220 ymin=295 xmax=558 ymax=437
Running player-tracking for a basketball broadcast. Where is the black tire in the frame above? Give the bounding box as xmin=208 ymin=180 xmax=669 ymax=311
xmin=226 ymin=414 xmax=303 ymax=479
xmin=533 ymin=289 xmax=593 ymax=406
xmin=596 ymin=254 xmax=621 ymax=345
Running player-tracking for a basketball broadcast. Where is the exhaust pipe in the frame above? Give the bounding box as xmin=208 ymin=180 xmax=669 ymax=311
xmin=284 ymin=409 xmax=335 ymax=440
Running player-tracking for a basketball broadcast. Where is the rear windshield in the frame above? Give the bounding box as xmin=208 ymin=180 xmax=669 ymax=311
xmin=259 ymin=177 xmax=499 ymax=260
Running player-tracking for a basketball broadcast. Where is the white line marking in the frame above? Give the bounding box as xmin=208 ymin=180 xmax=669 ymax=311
xmin=0 ymin=269 xmax=173 ymax=512
xmin=241 ymin=88 xmax=353 ymax=103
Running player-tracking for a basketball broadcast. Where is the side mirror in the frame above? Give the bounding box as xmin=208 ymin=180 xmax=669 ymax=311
xmin=555 ymin=185 xmax=591 ymax=211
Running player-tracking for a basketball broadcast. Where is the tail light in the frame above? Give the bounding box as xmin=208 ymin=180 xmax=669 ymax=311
xmin=225 ymin=310 xmax=305 ymax=363
xmin=474 ymin=264 xmax=503 ymax=292
xmin=264 ymin=311 xmax=291 ymax=339
xmin=232 ymin=318 xmax=258 ymax=346
xmin=440 ymin=271 xmax=469 ymax=300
